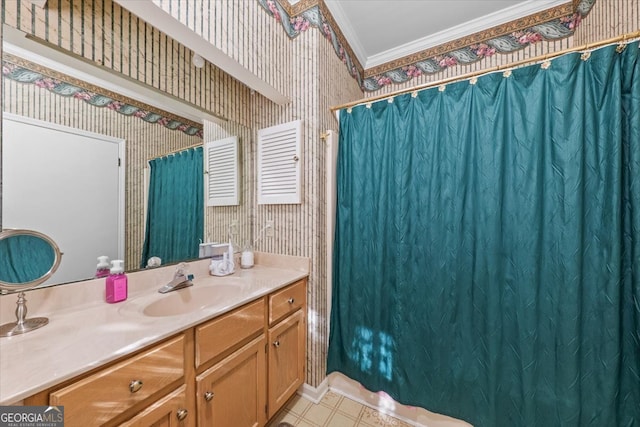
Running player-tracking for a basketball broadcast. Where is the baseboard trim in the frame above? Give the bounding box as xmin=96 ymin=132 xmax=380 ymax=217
xmin=298 ymin=378 xmax=329 ymax=404
xmin=326 ymin=372 xmax=471 ymax=427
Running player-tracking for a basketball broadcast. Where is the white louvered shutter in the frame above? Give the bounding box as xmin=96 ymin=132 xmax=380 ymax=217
xmin=257 ymin=120 xmax=302 ymax=204
xmin=205 ymin=136 xmax=239 ymax=206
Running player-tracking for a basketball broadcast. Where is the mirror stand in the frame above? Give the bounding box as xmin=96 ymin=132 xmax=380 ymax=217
xmin=0 ymin=292 xmax=49 ymax=337
xmin=0 ymin=229 xmax=62 ymax=338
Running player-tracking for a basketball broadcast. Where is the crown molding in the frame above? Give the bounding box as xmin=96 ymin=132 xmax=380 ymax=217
xmin=260 ymin=0 xmax=595 ymax=92
xmin=323 ymin=0 xmax=369 ymax=67
xmin=365 ymin=0 xmax=569 ymax=69
xmin=363 ymin=2 xmax=575 ymax=78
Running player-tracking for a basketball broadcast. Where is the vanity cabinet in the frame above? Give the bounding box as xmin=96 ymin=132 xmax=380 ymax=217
xmin=194 ymin=299 xmax=264 ymax=368
xmin=193 ymin=279 xmax=307 ymax=424
xmin=118 ymin=385 xmax=189 ymax=427
xmin=23 ymin=278 xmax=307 ymax=427
xmin=194 ymin=298 xmax=266 ymax=426
xmin=267 ymin=280 xmax=307 ymax=419
xmin=196 ymin=336 xmax=266 ymax=426
xmin=48 ymin=334 xmax=187 ymax=426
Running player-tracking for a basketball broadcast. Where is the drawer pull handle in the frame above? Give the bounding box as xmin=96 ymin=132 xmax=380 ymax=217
xmin=287 ymin=298 xmax=295 ymax=304
xmin=129 ymin=380 xmax=143 ymax=393
xmin=177 ymin=409 xmax=188 ymax=421
xmin=204 ymin=391 xmax=214 ymax=401
xmin=273 ymin=340 xmax=280 ymax=348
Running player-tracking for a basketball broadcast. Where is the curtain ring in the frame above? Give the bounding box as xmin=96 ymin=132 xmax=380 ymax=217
xmin=581 ymin=51 xmax=591 ymax=61
xmin=388 ymin=97 xmax=394 ymax=103
xmin=503 ymin=70 xmax=512 ymax=78
xmin=411 ymin=91 xmax=418 ymax=98
xmin=438 ymin=85 xmax=446 ymax=92
xmin=541 ymin=60 xmax=551 ymax=69
xmin=469 ymin=77 xmax=478 ymax=85
xmin=616 ymin=43 xmax=627 ymax=53
xmin=347 ymin=107 xmax=352 ymax=114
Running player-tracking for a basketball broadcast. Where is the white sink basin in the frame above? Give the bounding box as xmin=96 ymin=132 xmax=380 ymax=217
xmin=121 ymin=284 xmax=242 ymax=317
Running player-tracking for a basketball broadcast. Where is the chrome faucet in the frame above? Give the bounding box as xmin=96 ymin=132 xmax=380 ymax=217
xmin=158 ymin=263 xmax=194 ymax=294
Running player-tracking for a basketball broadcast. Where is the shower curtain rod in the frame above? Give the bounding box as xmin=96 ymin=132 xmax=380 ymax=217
xmin=147 ymin=141 xmax=203 ymax=162
xmin=330 ymin=30 xmax=640 ymax=114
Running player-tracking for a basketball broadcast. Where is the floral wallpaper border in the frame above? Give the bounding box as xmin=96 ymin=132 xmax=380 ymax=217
xmin=2 ymin=54 xmax=204 ymax=138
xmin=258 ymin=0 xmax=363 ymax=87
xmin=258 ymin=0 xmax=598 ymax=92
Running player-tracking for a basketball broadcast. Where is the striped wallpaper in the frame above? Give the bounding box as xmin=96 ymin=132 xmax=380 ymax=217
xmin=153 ymin=0 xmax=292 ymax=100
xmin=573 ymin=0 xmax=639 ymax=45
xmin=0 ymin=0 xmax=251 ymax=126
xmin=1 ymin=0 xmax=636 ymax=392
xmin=203 ymin=119 xmax=255 ymax=252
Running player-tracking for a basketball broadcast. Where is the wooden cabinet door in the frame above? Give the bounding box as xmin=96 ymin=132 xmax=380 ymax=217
xmin=196 ymin=336 xmax=267 ymax=427
xmin=50 ymin=334 xmax=185 ymax=427
xmin=267 ymin=309 xmax=306 ymax=419
xmin=118 ymin=385 xmax=191 ymax=427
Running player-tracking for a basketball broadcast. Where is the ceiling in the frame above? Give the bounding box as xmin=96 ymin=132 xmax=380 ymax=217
xmin=323 ymin=0 xmax=568 ymax=69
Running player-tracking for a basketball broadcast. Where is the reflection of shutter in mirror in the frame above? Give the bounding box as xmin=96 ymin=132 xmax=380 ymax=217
xmin=206 ymin=136 xmax=239 ymax=206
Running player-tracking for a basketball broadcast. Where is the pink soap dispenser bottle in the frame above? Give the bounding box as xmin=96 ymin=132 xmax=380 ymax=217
xmin=105 ymin=259 xmax=128 ymax=303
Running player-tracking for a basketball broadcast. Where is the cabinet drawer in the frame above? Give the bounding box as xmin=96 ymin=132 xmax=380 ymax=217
xmin=50 ymin=334 xmax=184 ymax=426
xmin=118 ymin=385 xmax=190 ymax=427
xmin=195 ymin=298 xmax=265 ymax=368
xmin=269 ymin=280 xmax=306 ymax=326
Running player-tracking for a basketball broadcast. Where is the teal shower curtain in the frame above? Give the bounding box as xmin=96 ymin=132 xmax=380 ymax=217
xmin=140 ymin=147 xmax=203 ymax=267
xmin=327 ymin=42 xmax=640 ymax=426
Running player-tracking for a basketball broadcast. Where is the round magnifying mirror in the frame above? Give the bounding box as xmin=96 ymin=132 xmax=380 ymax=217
xmin=0 ymin=229 xmax=62 ymax=337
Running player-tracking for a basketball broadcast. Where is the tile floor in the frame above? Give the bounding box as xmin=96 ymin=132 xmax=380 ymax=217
xmin=268 ymin=391 xmax=414 ymax=427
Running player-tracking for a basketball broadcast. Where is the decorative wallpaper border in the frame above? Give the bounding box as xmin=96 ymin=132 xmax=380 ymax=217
xmin=259 ymin=0 xmax=598 ymax=92
xmin=1 ymin=54 xmax=204 ymax=138
xmin=258 ymin=0 xmax=363 ymax=87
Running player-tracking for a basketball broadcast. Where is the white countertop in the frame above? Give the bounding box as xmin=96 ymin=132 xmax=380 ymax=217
xmin=0 ymin=253 xmax=309 ymax=404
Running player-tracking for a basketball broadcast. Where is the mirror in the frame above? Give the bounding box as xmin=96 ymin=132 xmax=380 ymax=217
xmin=2 ymin=36 xmax=254 ymax=289
xmin=2 ymin=113 xmax=125 ymax=287
xmin=0 ymin=229 xmax=61 ymax=286
xmin=0 ymin=229 xmax=62 ymax=337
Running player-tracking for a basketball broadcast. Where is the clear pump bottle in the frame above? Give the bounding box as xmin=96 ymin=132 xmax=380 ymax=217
xmin=96 ymin=256 xmax=110 ymax=278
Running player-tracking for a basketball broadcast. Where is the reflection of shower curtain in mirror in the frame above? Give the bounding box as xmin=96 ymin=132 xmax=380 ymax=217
xmin=141 ymin=147 xmax=203 ymax=267
xmin=0 ymin=235 xmax=55 ymax=283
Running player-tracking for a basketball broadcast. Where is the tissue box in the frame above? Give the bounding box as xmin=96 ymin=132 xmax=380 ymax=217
xmin=199 ymin=243 xmax=229 ymax=259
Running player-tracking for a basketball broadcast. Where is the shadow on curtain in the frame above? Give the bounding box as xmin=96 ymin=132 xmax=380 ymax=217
xmin=140 ymin=147 xmax=203 ymax=267
xmin=327 ymin=42 xmax=640 ymax=426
